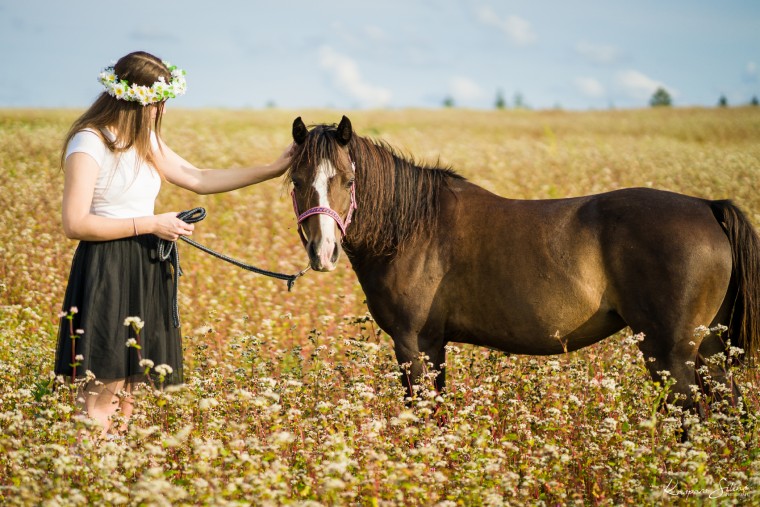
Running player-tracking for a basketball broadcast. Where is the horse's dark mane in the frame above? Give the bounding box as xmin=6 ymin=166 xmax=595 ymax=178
xmin=288 ymin=124 xmax=463 ymax=258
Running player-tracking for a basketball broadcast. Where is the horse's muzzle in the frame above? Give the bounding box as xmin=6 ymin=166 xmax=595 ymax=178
xmin=308 ymin=239 xmax=341 ymax=272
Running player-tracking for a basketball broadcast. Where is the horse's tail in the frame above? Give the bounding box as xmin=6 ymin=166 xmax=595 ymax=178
xmin=710 ymin=200 xmax=760 ymax=367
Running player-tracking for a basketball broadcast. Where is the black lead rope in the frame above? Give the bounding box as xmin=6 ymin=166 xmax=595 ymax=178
xmin=156 ymin=207 xmax=309 ymax=328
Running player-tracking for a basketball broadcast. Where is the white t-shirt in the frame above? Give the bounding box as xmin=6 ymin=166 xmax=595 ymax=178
xmin=65 ymin=129 xmax=161 ymax=218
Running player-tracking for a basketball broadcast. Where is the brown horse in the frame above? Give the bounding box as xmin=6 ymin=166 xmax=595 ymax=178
xmin=288 ymin=115 xmax=760 ymax=416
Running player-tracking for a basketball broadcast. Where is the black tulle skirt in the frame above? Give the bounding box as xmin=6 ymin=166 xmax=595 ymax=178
xmin=54 ymin=234 xmax=183 ymax=385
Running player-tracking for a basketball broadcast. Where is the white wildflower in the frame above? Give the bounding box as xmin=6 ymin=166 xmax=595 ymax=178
xmin=316 ymin=401 xmax=333 ymax=413
xmin=270 ymin=431 xmax=296 ymax=446
xmin=237 ymin=389 xmax=253 ymax=400
xmin=198 ymin=398 xmax=219 ymax=411
xmin=397 ymin=410 xmax=418 ymax=423
xmin=123 ymin=316 xmax=144 ymax=329
xmin=324 ymin=478 xmax=346 ymax=490
xmin=154 ymin=364 xmax=173 ymax=376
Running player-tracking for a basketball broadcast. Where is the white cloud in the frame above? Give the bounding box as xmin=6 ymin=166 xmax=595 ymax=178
xmin=476 ymin=6 xmax=537 ymax=46
xmin=616 ymin=69 xmax=674 ymax=100
xmin=449 ymin=76 xmax=485 ymax=103
xmin=318 ymin=46 xmax=392 ymax=108
xmin=744 ymin=61 xmax=758 ymax=82
xmin=575 ymin=77 xmax=605 ymax=98
xmin=364 ymin=25 xmax=387 ymax=42
xmin=575 ymin=41 xmax=621 ymax=65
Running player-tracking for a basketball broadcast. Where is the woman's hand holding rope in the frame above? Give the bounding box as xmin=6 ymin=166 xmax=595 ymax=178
xmin=151 ymin=212 xmax=195 ymax=241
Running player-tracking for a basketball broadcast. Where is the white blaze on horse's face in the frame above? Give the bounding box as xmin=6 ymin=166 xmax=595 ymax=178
xmin=310 ymin=159 xmax=340 ymax=271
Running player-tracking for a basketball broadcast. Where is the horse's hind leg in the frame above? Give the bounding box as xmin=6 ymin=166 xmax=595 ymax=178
xmin=696 ymin=330 xmax=743 ymax=410
xmin=632 ymin=329 xmax=702 ymax=442
xmin=636 ymin=329 xmax=701 ymax=412
xmin=426 ymin=341 xmax=447 ymax=394
xmin=693 ymin=278 xmax=744 ymax=408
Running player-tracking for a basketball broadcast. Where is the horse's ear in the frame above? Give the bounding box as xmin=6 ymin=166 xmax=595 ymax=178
xmin=336 ymin=115 xmax=352 ymax=146
xmin=292 ymin=117 xmax=308 ymax=145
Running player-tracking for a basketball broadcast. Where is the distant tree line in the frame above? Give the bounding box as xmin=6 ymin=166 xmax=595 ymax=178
xmin=442 ymin=89 xmax=530 ymax=109
xmin=649 ymin=88 xmax=759 ymax=108
xmin=714 ymin=94 xmax=759 ymax=108
xmin=442 ymin=87 xmax=759 ymax=109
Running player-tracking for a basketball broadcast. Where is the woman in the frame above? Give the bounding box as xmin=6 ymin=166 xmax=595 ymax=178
xmin=54 ymin=51 xmax=292 ymax=437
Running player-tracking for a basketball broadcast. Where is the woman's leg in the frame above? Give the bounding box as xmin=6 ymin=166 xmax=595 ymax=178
xmin=80 ymin=379 xmax=126 ymax=437
xmin=115 ymin=382 xmax=138 ymax=434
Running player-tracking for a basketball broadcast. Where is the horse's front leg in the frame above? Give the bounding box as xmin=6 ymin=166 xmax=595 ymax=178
xmin=393 ymin=334 xmax=446 ymax=400
xmin=427 ymin=340 xmax=447 ymax=394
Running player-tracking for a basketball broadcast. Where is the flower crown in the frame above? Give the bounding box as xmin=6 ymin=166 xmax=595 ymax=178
xmin=97 ymin=61 xmax=187 ymax=106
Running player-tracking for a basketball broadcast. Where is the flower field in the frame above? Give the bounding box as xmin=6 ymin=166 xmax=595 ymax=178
xmin=1 ymin=107 xmax=759 ymax=505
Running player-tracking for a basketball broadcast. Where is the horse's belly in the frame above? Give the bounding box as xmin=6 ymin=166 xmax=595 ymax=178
xmin=445 ymin=297 xmax=625 ymax=356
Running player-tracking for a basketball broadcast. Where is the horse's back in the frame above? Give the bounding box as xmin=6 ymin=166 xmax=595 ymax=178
xmin=578 ymin=188 xmax=731 ymax=288
xmin=449 ymin=184 xmax=731 ymax=267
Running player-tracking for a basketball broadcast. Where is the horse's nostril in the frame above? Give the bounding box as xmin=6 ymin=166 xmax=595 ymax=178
xmin=308 ymin=241 xmax=318 ymax=260
xmin=331 ymin=243 xmax=340 ymax=263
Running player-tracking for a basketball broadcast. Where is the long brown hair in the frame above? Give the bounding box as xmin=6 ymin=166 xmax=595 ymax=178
xmin=347 ymin=135 xmax=463 ymax=258
xmin=60 ymin=51 xmax=171 ymax=172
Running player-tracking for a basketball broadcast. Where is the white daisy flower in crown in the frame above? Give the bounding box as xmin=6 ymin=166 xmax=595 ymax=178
xmin=144 ymin=89 xmax=160 ymax=106
xmin=132 ymin=83 xmax=149 ymax=101
xmin=112 ymin=83 xmax=127 ymax=99
xmin=153 ymin=78 xmax=169 ymax=98
xmin=171 ymin=78 xmax=187 ymax=97
xmin=98 ymin=69 xmax=116 ymax=83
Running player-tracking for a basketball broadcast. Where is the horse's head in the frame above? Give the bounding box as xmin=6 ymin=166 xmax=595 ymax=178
xmin=289 ymin=115 xmax=357 ymax=272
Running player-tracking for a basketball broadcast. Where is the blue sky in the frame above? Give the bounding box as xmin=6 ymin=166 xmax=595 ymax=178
xmin=1 ymin=0 xmax=758 ymax=110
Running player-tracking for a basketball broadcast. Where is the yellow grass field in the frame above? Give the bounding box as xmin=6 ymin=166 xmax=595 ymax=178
xmin=1 ymin=107 xmax=759 ymax=505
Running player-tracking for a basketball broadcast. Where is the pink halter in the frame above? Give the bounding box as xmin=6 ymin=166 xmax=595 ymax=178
xmin=291 ymin=159 xmax=357 ymax=241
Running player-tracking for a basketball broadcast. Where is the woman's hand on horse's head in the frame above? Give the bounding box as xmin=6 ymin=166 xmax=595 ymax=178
xmin=272 ymin=142 xmax=295 ymax=175
xmin=152 ymin=212 xmax=195 ymax=241
xmin=282 ymin=142 xmax=296 ymax=162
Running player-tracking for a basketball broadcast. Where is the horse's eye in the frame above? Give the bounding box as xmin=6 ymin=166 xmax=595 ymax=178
xmin=346 ymin=178 xmax=355 ymax=188
xmin=292 ymin=180 xmax=301 ymax=190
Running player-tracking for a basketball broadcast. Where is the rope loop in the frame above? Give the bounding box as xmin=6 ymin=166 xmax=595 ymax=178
xmin=156 ymin=207 xmax=308 ymax=328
